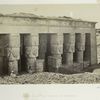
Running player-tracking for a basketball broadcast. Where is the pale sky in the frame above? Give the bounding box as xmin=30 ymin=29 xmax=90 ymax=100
xmin=0 ymin=4 xmax=100 ymax=28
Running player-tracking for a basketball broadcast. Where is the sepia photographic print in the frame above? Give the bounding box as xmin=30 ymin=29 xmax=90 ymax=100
xmin=0 ymin=4 xmax=100 ymax=84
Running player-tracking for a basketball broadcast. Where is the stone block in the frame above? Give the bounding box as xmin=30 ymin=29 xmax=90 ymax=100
xmin=48 ymin=56 xmax=62 ymax=70
xmin=8 ymin=60 xmax=18 ymax=75
xmin=26 ymin=58 xmax=36 ymax=73
xmin=63 ymin=52 xmax=73 ymax=65
xmin=6 ymin=47 xmax=20 ymax=61
xmin=75 ymin=51 xmax=84 ymax=63
xmin=83 ymin=61 xmax=90 ymax=68
xmin=48 ymin=66 xmax=58 ymax=72
xmin=25 ymin=46 xmax=38 ymax=58
xmin=59 ymin=63 xmax=84 ymax=74
xmin=36 ymin=59 xmax=44 ymax=72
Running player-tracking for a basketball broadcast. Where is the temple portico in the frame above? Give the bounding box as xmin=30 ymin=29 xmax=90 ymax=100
xmin=0 ymin=13 xmax=97 ymax=75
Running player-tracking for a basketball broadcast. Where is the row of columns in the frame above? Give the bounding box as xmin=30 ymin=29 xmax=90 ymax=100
xmin=6 ymin=33 xmax=86 ymax=75
xmin=6 ymin=34 xmax=39 ymax=75
xmin=48 ymin=33 xmax=86 ymax=71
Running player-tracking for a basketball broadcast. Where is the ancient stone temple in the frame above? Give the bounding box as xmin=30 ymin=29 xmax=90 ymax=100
xmin=0 ymin=13 xmax=97 ymax=75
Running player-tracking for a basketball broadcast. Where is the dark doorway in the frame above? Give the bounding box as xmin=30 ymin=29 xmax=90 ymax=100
xmin=19 ymin=34 xmax=27 ymax=73
xmin=0 ymin=34 xmax=8 ymax=75
xmin=84 ymin=33 xmax=91 ymax=63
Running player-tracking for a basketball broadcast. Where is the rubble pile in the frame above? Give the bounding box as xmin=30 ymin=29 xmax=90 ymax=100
xmin=0 ymin=70 xmax=100 ymax=84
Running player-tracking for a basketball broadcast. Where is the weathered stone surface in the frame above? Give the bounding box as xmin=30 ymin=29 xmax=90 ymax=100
xmin=75 ymin=33 xmax=85 ymax=51
xmin=76 ymin=51 xmax=84 ymax=63
xmin=63 ymin=52 xmax=73 ymax=65
xmin=26 ymin=58 xmax=36 ymax=73
xmin=8 ymin=60 xmax=18 ymax=75
xmin=50 ymin=34 xmax=63 ymax=45
xmin=50 ymin=45 xmax=63 ymax=54
xmin=36 ymin=59 xmax=44 ymax=72
xmin=63 ymin=33 xmax=75 ymax=52
xmin=83 ymin=61 xmax=90 ymax=68
xmin=8 ymin=34 xmax=20 ymax=47
xmin=6 ymin=48 xmax=20 ymax=61
xmin=48 ymin=56 xmax=62 ymax=69
xmin=25 ymin=46 xmax=38 ymax=58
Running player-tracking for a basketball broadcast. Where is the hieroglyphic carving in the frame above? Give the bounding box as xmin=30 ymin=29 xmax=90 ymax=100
xmin=6 ymin=48 xmax=20 ymax=61
xmin=25 ymin=46 xmax=38 ymax=58
xmin=50 ymin=45 xmax=63 ymax=55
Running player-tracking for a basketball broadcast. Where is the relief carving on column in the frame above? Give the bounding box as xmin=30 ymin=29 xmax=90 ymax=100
xmin=25 ymin=46 xmax=38 ymax=58
xmin=6 ymin=48 xmax=20 ymax=61
xmin=64 ymin=44 xmax=75 ymax=53
xmin=64 ymin=34 xmax=75 ymax=52
xmin=50 ymin=45 xmax=63 ymax=55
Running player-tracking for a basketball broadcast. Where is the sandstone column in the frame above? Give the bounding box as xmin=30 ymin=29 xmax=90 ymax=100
xmin=6 ymin=34 xmax=20 ymax=75
xmin=48 ymin=34 xmax=63 ymax=72
xmin=24 ymin=34 xmax=39 ymax=73
xmin=63 ymin=33 xmax=75 ymax=66
xmin=75 ymin=33 xmax=85 ymax=63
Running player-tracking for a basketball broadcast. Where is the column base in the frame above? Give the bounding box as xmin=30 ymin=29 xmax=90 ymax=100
xmin=63 ymin=52 xmax=73 ymax=66
xmin=48 ymin=56 xmax=62 ymax=72
xmin=76 ymin=51 xmax=84 ymax=63
xmin=8 ymin=60 xmax=18 ymax=75
xmin=26 ymin=58 xmax=36 ymax=74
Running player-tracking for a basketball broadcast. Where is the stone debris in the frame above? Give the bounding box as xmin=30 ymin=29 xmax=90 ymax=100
xmin=0 ymin=71 xmax=100 ymax=84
